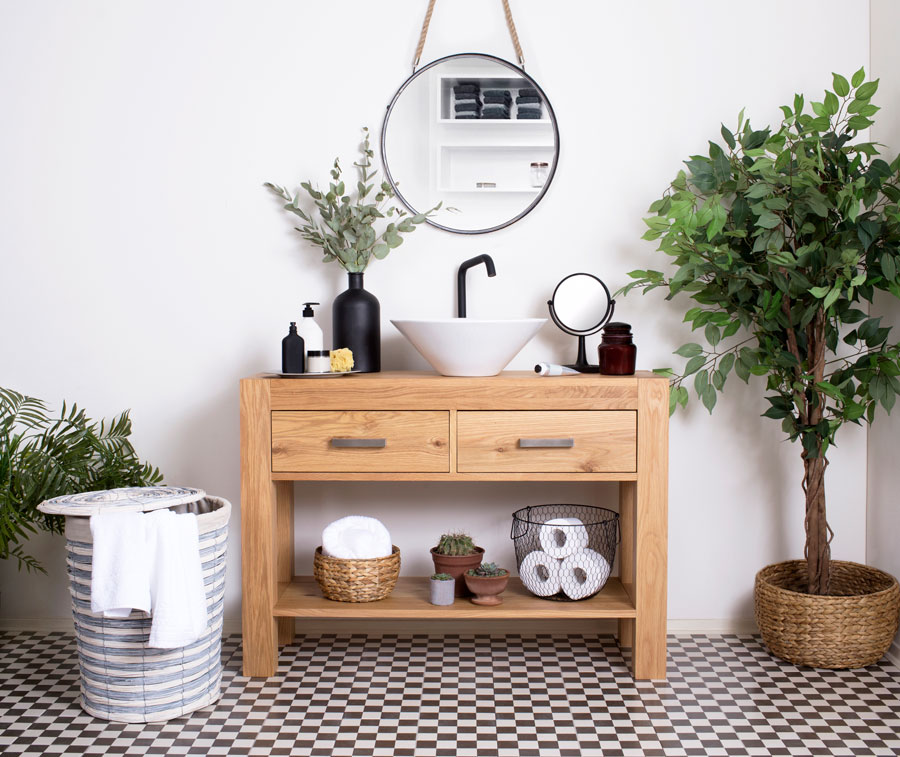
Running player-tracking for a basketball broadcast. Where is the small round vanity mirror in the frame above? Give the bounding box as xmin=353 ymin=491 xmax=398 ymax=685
xmin=548 ymin=273 xmax=615 ymax=373
xmin=381 ymin=53 xmax=559 ymax=234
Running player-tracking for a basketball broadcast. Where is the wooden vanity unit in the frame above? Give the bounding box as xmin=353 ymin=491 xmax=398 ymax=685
xmin=240 ymin=371 xmax=669 ymax=679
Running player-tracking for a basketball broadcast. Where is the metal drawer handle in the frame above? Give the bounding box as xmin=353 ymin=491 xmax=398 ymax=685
xmin=518 ymin=438 xmax=575 ymax=448
xmin=331 ymin=438 xmax=386 ymax=448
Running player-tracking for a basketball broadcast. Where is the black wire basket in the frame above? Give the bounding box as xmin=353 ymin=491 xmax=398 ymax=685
xmin=510 ymin=504 xmax=619 ymax=601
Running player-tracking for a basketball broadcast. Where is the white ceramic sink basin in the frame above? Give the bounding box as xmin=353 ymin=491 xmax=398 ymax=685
xmin=391 ymin=318 xmax=546 ymax=377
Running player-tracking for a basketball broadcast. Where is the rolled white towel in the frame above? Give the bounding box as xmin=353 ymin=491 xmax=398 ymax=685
xmin=559 ymin=548 xmax=611 ymax=600
xmin=322 ymin=515 xmax=392 ymax=559
xmin=519 ymin=550 xmax=562 ymax=597
xmin=538 ymin=517 xmax=589 ymax=559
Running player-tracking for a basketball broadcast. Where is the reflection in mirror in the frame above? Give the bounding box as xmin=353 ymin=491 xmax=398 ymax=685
xmin=381 ymin=54 xmax=559 ymax=234
xmin=552 ymin=275 xmax=612 ymax=333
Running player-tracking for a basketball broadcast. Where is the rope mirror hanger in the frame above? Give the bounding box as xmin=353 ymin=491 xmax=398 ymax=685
xmin=412 ymin=0 xmax=526 ymax=71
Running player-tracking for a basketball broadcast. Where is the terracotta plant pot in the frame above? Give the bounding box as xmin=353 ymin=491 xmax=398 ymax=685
xmin=430 ymin=546 xmax=484 ymax=597
xmin=464 ymin=571 xmax=510 ymax=606
xmin=754 ymin=559 xmax=900 ymax=669
xmin=429 ymin=577 xmax=455 ymax=606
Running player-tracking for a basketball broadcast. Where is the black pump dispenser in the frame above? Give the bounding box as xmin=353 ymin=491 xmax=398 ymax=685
xmin=282 ymin=322 xmax=305 ymax=373
xmin=302 ymin=302 xmax=319 ymax=317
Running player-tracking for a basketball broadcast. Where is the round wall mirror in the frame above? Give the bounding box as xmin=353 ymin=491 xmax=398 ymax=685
xmin=381 ymin=53 xmax=559 ymax=234
xmin=548 ymin=273 xmax=615 ymax=373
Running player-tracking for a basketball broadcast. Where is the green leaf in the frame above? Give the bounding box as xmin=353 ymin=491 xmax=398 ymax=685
xmin=705 ymin=322 xmax=721 ymax=347
xmin=823 ymin=285 xmax=841 ymax=310
xmin=720 ymin=124 xmax=736 ymax=150
xmin=856 ymin=79 xmax=880 ymax=100
xmin=683 ymin=355 xmax=706 ymax=376
xmin=832 ymin=73 xmax=850 ymax=97
xmin=824 ymin=90 xmax=839 ymax=115
xmin=701 ymin=384 xmax=717 ymax=413
xmin=372 ymin=243 xmax=390 ymax=259
xmin=719 ymin=353 xmax=735 ymax=377
xmin=848 ymin=115 xmax=874 ymax=131
xmin=674 ymin=343 xmax=703 ymax=358
xmin=851 ymin=67 xmax=865 ymax=88
xmin=883 ymin=254 xmax=897 ymax=282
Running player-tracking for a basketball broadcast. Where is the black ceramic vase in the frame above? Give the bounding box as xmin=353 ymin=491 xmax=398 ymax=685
xmin=332 ymin=272 xmax=380 ymax=373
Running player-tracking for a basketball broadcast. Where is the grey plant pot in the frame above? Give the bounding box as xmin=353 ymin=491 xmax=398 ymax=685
xmin=429 ymin=578 xmax=455 ymax=606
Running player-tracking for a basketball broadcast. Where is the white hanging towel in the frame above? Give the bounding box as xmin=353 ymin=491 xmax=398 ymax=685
xmin=89 ymin=511 xmax=151 ymax=618
xmin=144 ymin=509 xmax=208 ymax=649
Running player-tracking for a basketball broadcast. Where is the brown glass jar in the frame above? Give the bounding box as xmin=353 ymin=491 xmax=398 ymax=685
xmin=597 ymin=322 xmax=637 ymax=375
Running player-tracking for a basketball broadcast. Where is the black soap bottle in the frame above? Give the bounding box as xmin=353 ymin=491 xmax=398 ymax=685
xmin=282 ymin=322 xmax=305 ymax=374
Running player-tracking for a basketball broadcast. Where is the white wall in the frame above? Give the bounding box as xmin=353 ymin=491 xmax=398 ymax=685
xmin=868 ymin=0 xmax=900 ymax=658
xmin=0 ymin=0 xmax=873 ymax=630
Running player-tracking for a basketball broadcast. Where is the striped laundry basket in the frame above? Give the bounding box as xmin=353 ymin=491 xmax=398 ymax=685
xmin=38 ymin=486 xmax=230 ymax=723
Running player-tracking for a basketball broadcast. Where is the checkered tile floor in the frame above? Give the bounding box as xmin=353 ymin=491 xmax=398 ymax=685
xmin=0 ymin=632 xmax=898 ymax=756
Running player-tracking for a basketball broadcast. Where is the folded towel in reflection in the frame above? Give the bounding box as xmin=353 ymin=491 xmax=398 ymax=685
xmin=519 ymin=87 xmax=538 ymax=97
xmin=454 ymin=84 xmax=479 ymax=94
xmin=516 ymin=95 xmax=541 ymax=104
xmin=483 ymin=109 xmax=510 ymax=119
xmin=455 ymin=102 xmax=481 ymax=113
xmin=483 ymin=105 xmax=510 ymax=114
xmin=455 ymin=96 xmax=479 ymax=103
xmin=455 ymin=113 xmax=480 ymax=119
xmin=516 ymin=110 xmax=543 ymax=119
xmin=483 ymin=89 xmax=510 ymax=98
xmin=483 ymin=94 xmax=511 ymax=104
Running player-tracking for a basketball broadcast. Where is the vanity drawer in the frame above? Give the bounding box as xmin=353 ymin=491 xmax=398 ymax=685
xmin=457 ymin=411 xmax=636 ymax=473
xmin=272 ymin=411 xmax=450 ymax=472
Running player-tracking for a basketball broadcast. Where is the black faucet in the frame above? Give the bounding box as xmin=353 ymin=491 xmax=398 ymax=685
xmin=457 ymin=254 xmax=497 ymax=318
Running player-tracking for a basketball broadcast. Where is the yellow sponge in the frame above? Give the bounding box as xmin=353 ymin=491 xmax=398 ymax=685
xmin=330 ymin=348 xmax=354 ymax=373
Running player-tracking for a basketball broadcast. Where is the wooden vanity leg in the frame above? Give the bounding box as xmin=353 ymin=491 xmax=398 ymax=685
xmin=617 ymin=481 xmax=636 ymax=650
xmin=240 ymin=378 xmax=279 ymax=677
xmin=631 ymin=378 xmax=669 ymax=680
xmin=276 ymin=482 xmax=295 ymax=646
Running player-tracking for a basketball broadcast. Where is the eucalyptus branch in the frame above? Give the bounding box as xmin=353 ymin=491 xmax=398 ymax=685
xmin=266 ymin=127 xmax=440 ymax=273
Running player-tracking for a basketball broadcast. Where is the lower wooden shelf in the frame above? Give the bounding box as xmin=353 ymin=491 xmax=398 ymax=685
xmin=274 ymin=576 xmax=636 ymax=619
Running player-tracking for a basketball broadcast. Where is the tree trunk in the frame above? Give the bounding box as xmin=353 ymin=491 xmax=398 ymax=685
xmin=803 ymin=308 xmax=830 ymax=595
xmin=803 ymin=452 xmax=830 ymax=594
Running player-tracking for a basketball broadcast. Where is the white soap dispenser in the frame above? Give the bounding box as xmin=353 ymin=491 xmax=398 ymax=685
xmin=297 ymin=302 xmax=324 ymax=355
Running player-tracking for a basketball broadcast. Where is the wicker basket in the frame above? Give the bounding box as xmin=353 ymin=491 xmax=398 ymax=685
xmin=313 ymin=546 xmax=401 ymax=602
xmin=755 ymin=560 xmax=900 ymax=669
xmin=38 ymin=486 xmax=230 ymax=723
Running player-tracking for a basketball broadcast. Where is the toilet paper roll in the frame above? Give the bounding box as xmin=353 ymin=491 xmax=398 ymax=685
xmin=518 ymin=550 xmax=562 ymax=597
xmin=538 ymin=517 xmax=589 ymax=559
xmin=321 ymin=515 xmax=392 ymax=559
xmin=559 ymin=549 xmax=611 ymax=600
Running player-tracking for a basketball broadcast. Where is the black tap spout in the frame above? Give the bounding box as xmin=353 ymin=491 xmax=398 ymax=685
xmin=457 ymin=254 xmax=497 ymax=318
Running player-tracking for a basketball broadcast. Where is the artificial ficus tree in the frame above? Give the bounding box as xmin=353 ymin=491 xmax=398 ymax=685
xmin=622 ymin=69 xmax=900 ymax=596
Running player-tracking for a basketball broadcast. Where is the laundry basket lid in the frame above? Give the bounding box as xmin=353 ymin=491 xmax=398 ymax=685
xmin=37 ymin=486 xmax=206 ymax=516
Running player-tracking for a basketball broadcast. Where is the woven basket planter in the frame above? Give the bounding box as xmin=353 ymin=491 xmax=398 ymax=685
xmin=313 ymin=546 xmax=400 ymax=602
xmin=39 ymin=487 xmax=230 ymax=723
xmin=755 ymin=559 xmax=900 ymax=669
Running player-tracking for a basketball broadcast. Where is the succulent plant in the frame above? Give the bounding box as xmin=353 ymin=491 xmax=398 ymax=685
xmin=434 ymin=532 xmax=476 ymax=556
xmin=430 ymin=573 xmax=453 ymax=581
xmin=467 ymin=562 xmax=508 ymax=578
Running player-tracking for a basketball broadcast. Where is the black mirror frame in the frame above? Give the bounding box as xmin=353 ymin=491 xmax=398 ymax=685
xmin=547 ymin=272 xmax=616 ymax=374
xmin=380 ymin=52 xmax=560 ymax=235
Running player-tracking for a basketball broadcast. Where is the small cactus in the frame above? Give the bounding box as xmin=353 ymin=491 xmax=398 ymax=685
xmin=431 ymin=573 xmax=453 ymax=581
xmin=434 ymin=532 xmax=476 ymax=556
xmin=467 ymin=562 xmax=508 ymax=578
